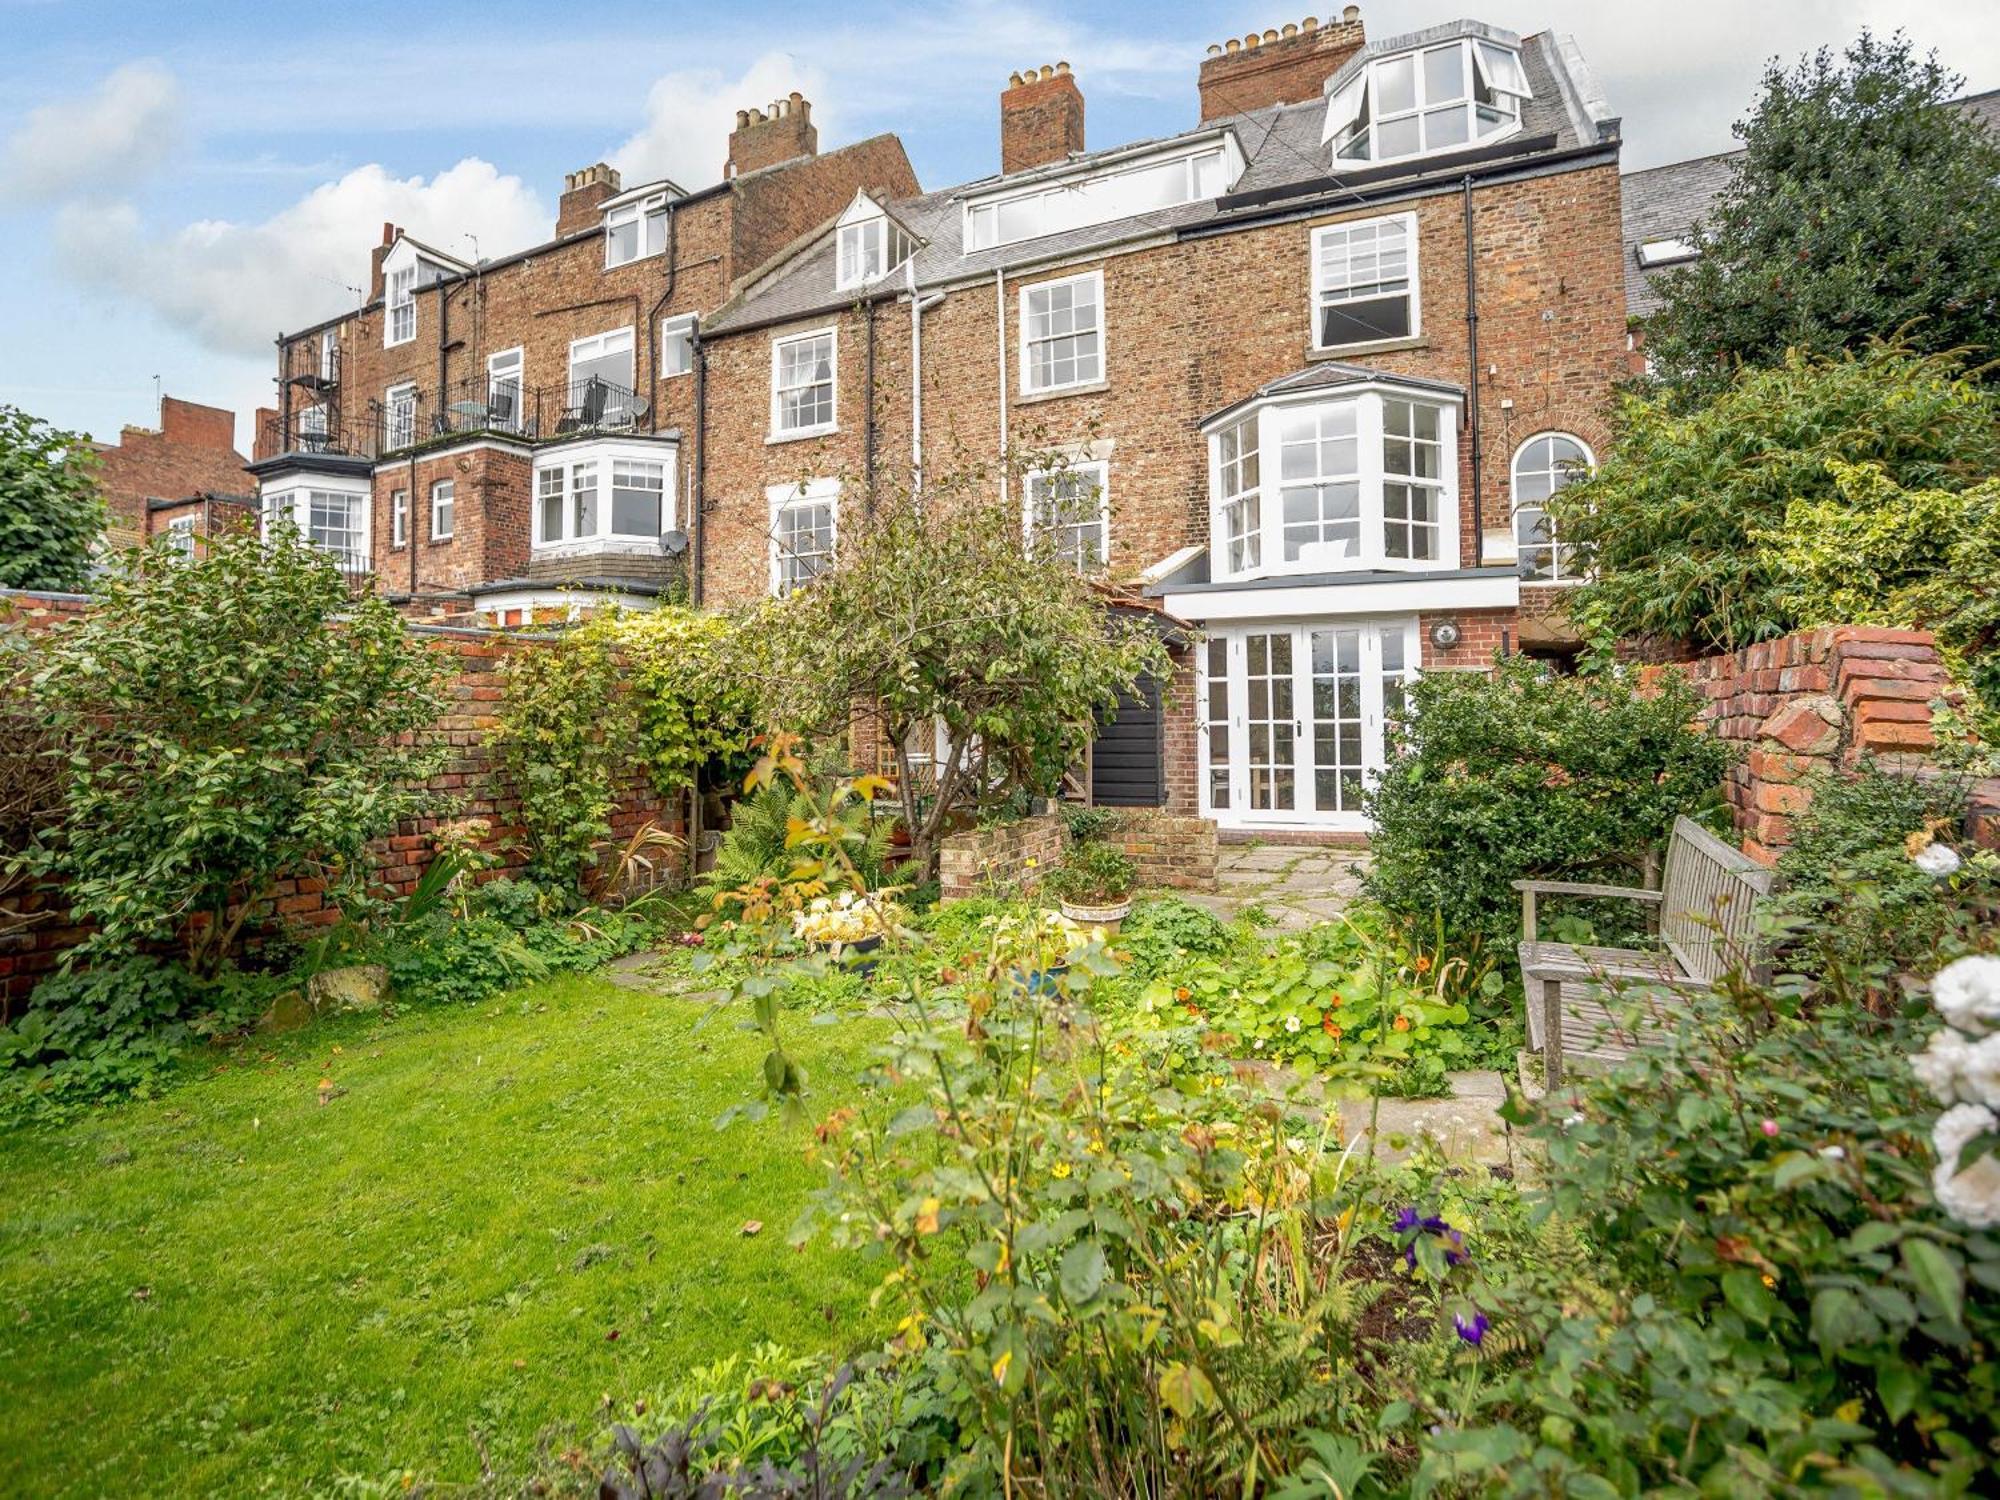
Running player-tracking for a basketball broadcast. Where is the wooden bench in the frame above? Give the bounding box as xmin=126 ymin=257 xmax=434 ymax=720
xmin=1515 ymin=816 xmax=1776 ymax=1085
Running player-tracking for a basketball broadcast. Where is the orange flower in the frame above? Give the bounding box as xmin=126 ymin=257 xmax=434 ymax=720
xmin=1174 ymin=986 xmax=1191 ymax=1002
xmin=1392 ymin=1014 xmax=1412 ymax=1032
xmin=1324 ymin=1022 xmax=1343 ymax=1040
xmin=1414 ymin=955 xmax=1432 ymax=975
xmin=1184 ymin=1003 xmax=1203 ymax=1020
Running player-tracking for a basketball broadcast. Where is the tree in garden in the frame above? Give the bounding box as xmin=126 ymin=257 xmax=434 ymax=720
xmin=1550 ymin=343 xmax=2000 ymax=656
xmin=747 ymin=454 xmax=1172 ymax=877
xmin=18 ymin=528 xmax=446 ymax=975
xmin=0 ymin=405 xmax=107 ymax=593
xmin=1363 ymin=659 xmax=1732 ymax=952
xmin=1644 ymin=31 xmax=2000 ymax=403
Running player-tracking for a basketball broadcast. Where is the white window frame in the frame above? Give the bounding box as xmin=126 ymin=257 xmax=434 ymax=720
xmin=1019 ymin=270 xmax=1105 ymax=396
xmin=1215 ymin=416 xmax=1261 ymax=575
xmin=530 ymin=439 xmax=678 ymax=554
xmin=1198 ymin=618 xmax=1421 ymax=833
xmin=660 ymin=315 xmax=695 ymax=378
xmin=1507 ymin=431 xmax=1594 ymax=584
xmin=1023 ymin=459 xmax=1110 ymax=572
xmin=1205 ymin=386 xmax=1461 ymax=582
xmin=768 ymin=478 xmax=839 ymax=597
xmin=769 ymin=328 xmax=838 ymax=440
xmin=384 ymin=381 xmax=417 ymax=452
xmin=962 ymin=135 xmax=1242 ymax=252
xmin=568 ymin=327 xmax=636 ymax=397
xmin=1324 ymin=37 xmax=1528 ymax=166
xmin=165 ymin=515 xmax=197 ymax=557
xmin=604 ymin=193 xmax=671 ymax=269
xmin=258 ymin=477 xmax=372 ymax=573
xmin=1311 ymin=213 xmax=1419 ymax=352
xmin=319 ymin=329 xmax=338 ymax=381
xmin=390 ymin=488 xmax=409 ymax=549
xmin=386 ymin=265 xmax=416 ymax=347
xmin=430 ymin=478 xmax=454 ymax=541
xmin=486 ymin=346 xmax=525 ymax=433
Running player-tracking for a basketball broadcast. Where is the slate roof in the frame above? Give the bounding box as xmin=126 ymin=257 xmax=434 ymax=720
xmin=1621 ymin=87 xmax=2000 ymax=319
xmin=1199 ymin=360 xmax=1466 ymax=429
xmin=705 ymin=27 xmax=1617 ymax=336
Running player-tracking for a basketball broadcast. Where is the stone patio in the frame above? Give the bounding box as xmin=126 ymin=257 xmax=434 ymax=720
xmin=1180 ymin=842 xmax=1370 ymax=929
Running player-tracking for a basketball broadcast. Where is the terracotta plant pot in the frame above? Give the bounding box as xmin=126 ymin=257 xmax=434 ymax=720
xmin=1058 ymin=896 xmax=1132 ymax=933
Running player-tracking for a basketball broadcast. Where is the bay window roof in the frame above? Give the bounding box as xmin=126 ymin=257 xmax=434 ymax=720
xmin=1321 ymin=21 xmax=1531 ymax=166
xmin=1199 ymin=360 xmax=1463 ymax=431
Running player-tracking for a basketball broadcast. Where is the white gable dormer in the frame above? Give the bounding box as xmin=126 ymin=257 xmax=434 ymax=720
xmin=379 ymin=234 xmax=470 ymax=348
xmin=835 ymin=192 xmax=915 ymax=291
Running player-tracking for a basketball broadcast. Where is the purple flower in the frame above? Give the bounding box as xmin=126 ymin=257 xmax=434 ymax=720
xmin=1454 ymin=1311 xmax=1489 ymax=1346
xmin=1392 ymin=1206 xmax=1422 ymax=1234
xmin=1395 ymin=1207 xmax=1466 ymax=1268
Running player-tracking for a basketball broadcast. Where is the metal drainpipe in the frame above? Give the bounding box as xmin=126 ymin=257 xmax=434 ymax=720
xmin=690 ymin=324 xmax=707 ymax=607
xmin=994 ymin=267 xmax=1008 ymax=498
xmin=1462 ymin=175 xmax=1485 ymax=568
xmin=863 ymin=297 xmax=877 ymax=514
xmin=908 ymin=259 xmax=923 ymax=486
xmin=646 ymin=206 xmax=679 ymax=421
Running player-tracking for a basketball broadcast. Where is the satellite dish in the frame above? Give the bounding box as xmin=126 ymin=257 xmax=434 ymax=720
xmin=659 ymin=529 xmax=689 ymax=556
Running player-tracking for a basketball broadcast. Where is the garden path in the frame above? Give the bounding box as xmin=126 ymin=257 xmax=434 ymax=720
xmin=1181 ymin=843 xmax=1370 ymax=929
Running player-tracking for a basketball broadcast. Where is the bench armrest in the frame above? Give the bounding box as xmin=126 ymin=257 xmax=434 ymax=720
xmin=1515 ymin=879 xmax=1662 ymax=942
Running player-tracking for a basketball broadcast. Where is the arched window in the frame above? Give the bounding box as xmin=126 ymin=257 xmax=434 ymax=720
xmin=1510 ymin=433 xmax=1593 ymax=582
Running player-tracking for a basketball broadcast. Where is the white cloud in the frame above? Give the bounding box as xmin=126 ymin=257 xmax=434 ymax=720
xmin=610 ymin=52 xmax=831 ymax=187
xmin=53 ymin=158 xmax=549 ymax=358
xmin=2 ymin=61 xmax=181 ymax=202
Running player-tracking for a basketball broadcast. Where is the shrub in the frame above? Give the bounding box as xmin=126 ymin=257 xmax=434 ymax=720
xmin=1363 ymin=659 xmax=1732 ymax=952
xmin=1042 ymin=840 xmax=1135 ymax=905
xmin=701 ymin=778 xmax=896 ymax=911
xmin=1774 ymin=759 xmax=1992 ymax=987
xmin=18 ymin=528 xmax=446 ymax=975
xmin=1117 ymin=895 xmax=1235 ymax=982
xmin=1552 ymin=344 xmax=2000 ymax=657
xmin=0 ymin=404 xmax=104 ymax=593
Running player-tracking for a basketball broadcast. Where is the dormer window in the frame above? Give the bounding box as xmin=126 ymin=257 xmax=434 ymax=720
xmin=835 ymin=198 xmax=914 ymax=291
xmin=1324 ymin=37 xmax=1528 ymax=165
xmin=386 ymin=266 xmax=416 ymax=346
xmin=606 ymin=193 xmax=671 ymax=268
xmin=1636 ymin=237 xmax=1699 ymax=269
xmin=962 ymin=133 xmax=1242 ymax=253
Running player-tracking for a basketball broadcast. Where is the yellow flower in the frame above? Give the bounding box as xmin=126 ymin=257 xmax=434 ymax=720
xmin=1025 ymin=856 xmax=1038 ymax=869
xmin=991 ymin=1349 xmax=1013 ymax=1386
xmin=1050 ymin=1160 xmax=1072 ymax=1180
xmin=915 ymin=1197 xmax=941 ymax=1235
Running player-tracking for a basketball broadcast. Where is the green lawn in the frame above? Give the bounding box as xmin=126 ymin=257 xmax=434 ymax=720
xmin=0 ymin=972 xmax=896 ymax=1496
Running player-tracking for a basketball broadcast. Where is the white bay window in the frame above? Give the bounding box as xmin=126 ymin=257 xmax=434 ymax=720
xmin=258 ymin=479 xmax=371 ymax=573
xmin=1323 ymin=34 xmax=1529 ymax=166
xmin=531 ymin=440 xmax=677 ymax=553
xmin=1206 ymin=383 xmax=1460 ymax=581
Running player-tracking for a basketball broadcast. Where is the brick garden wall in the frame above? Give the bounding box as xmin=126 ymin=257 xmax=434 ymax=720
xmin=1108 ymin=807 xmax=1217 ymax=891
xmin=939 ymin=813 xmax=1063 ymax=902
xmin=0 ymin=595 xmax=678 ymax=1012
xmin=1643 ymin=625 xmax=2000 ymax=865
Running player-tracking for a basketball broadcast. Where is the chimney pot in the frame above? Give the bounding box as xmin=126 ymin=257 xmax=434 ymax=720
xmin=726 ymin=91 xmax=819 ymax=176
xmin=999 ymin=60 xmax=1085 ymax=173
xmin=1198 ymin=4 xmax=1367 ymax=121
xmin=1205 ymin=44 xmax=1221 ymax=56
xmin=1009 ymin=69 xmax=1023 ymax=85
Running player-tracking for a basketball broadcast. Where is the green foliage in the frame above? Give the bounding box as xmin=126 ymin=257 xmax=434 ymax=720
xmin=18 ymin=527 xmax=447 ymax=975
xmin=1460 ymin=975 xmax=2000 ymax=1493
xmin=1758 ymin=464 xmax=2000 ymax=736
xmin=1774 ymin=760 xmax=1994 ymax=982
xmin=1643 ymin=31 xmax=2000 ymax=403
xmin=1058 ymin=804 xmax=1119 ymax=844
xmin=746 ymin=456 xmax=1172 ymax=875
xmin=599 ymin=608 xmax=758 ymax=796
xmin=493 ymin=621 xmax=630 ymax=889
xmin=0 ymin=405 xmax=105 ymax=592
xmin=1116 ymin=895 xmax=1235 ymax=982
xmin=1555 ymin=344 xmax=2000 ymax=656
xmin=1363 ymin=659 xmax=1732 ymax=951
xmin=1041 ymin=840 xmax=1135 ymax=905
xmin=702 ymin=779 xmax=896 ymax=910
xmin=1102 ymin=904 xmax=1504 ymax=1088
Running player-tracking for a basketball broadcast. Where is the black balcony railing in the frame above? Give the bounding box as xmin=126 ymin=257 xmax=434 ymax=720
xmin=370 ymin=374 xmax=650 ymax=456
xmin=259 ymin=409 xmax=371 ymax=460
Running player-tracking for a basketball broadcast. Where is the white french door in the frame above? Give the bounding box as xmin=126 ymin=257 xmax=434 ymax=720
xmin=1199 ymin=618 xmax=1417 ymax=830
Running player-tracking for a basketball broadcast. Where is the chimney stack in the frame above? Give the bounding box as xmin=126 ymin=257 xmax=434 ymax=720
xmin=368 ymin=221 xmax=400 ymax=302
xmin=726 ymin=92 xmax=818 ymax=179
xmin=1000 ymin=62 xmax=1084 ymax=174
xmin=557 ymin=163 xmax=623 ymax=237
xmin=1198 ymin=8 xmax=1366 ymax=123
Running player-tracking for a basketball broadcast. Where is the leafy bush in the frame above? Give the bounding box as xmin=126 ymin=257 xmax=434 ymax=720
xmin=1774 ymin=759 xmax=1992 ymax=985
xmin=603 ymin=608 xmax=759 ymax=799
xmin=17 ymin=528 xmax=446 ymax=974
xmin=1363 ymin=659 xmax=1732 ymax=951
xmin=701 ymin=779 xmax=896 ymax=910
xmin=1041 ymin=840 xmax=1135 ymax=905
xmin=1117 ymin=895 xmax=1235 ymax=982
xmin=1553 ymin=344 xmax=2000 ymax=657
xmin=0 ymin=404 xmax=104 ymax=592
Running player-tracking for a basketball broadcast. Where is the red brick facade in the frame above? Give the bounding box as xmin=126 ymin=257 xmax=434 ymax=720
xmin=1001 ymin=65 xmax=1086 ymax=173
xmin=1198 ymin=11 xmax=1368 ymax=122
xmin=92 ymin=396 xmax=252 ymax=548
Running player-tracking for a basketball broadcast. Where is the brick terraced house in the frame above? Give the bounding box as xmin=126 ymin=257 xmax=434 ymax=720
xmin=255 ymin=97 xmax=916 ymax=622
xmin=259 ymin=7 xmax=1631 ymax=836
xmin=94 ymin=395 xmax=256 ymax=558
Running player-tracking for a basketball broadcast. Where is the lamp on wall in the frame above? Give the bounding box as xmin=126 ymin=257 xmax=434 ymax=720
xmin=1429 ymin=619 xmax=1462 ymax=652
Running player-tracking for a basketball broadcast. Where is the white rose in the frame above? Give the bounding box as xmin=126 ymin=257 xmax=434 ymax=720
xmin=1933 ymin=1102 xmax=2000 ymax=1230
xmin=1932 ymin=956 xmax=2000 ymax=1036
xmin=1959 ymin=1031 xmax=2000 ymax=1111
xmin=1912 ymin=842 xmax=1963 ymax=878
xmin=1911 ymin=1027 xmax=1977 ymax=1104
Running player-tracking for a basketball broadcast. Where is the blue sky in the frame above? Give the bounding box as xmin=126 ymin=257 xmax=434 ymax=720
xmin=2 ymin=0 xmax=1994 ymax=452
